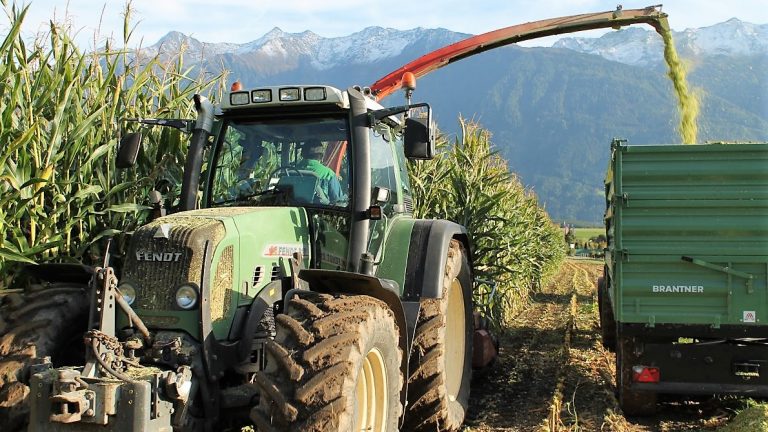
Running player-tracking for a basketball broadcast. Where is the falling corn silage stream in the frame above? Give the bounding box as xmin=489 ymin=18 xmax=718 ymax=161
xmin=658 ymin=22 xmax=700 ymax=144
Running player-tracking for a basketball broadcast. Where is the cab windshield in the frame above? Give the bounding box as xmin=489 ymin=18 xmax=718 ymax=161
xmin=208 ymin=116 xmax=350 ymax=208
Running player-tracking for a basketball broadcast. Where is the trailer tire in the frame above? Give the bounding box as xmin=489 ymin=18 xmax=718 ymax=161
xmin=0 ymin=283 xmax=89 ymax=431
xmin=597 ymin=277 xmax=616 ymax=351
xmin=403 ymin=240 xmax=472 ymax=431
xmin=617 ymin=333 xmax=657 ymax=416
xmin=251 ymin=292 xmax=402 ymax=432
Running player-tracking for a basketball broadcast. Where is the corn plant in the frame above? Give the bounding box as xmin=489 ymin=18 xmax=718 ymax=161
xmin=0 ymin=0 xmax=223 ymax=286
xmin=409 ymin=118 xmax=566 ymax=326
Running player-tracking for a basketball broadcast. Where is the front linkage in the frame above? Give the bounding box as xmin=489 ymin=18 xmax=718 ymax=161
xmin=29 ymin=258 xmax=200 ymax=431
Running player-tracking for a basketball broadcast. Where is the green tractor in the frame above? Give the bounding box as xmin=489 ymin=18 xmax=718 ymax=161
xmin=0 ymin=81 xmax=490 ymax=431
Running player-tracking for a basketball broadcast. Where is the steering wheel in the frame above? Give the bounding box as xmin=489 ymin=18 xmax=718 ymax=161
xmin=269 ymin=167 xmax=330 ymax=205
xmin=271 ymin=167 xmax=311 ymax=178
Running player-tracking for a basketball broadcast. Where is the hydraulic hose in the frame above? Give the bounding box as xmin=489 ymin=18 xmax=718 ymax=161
xmin=90 ymin=339 xmax=139 ymax=384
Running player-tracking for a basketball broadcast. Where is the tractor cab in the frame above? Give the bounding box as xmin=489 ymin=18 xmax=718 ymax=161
xmin=206 ymin=84 xmax=434 ymax=272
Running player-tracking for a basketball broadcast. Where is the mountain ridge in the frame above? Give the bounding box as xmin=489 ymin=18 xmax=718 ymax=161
xmin=146 ymin=26 xmax=469 ymax=73
xmin=146 ymin=18 xmax=767 ymax=70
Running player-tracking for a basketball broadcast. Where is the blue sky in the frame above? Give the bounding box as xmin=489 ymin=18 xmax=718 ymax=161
xmin=5 ymin=0 xmax=768 ymax=48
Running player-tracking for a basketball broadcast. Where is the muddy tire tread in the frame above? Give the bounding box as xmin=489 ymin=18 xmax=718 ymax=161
xmin=0 ymin=283 xmax=88 ymax=431
xmin=252 ymin=292 xmax=402 ymax=432
xmin=598 ymin=276 xmax=617 ymax=351
xmin=403 ymin=239 xmax=471 ymax=432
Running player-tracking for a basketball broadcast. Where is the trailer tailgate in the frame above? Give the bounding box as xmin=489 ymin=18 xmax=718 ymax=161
xmin=605 ymin=142 xmax=768 ymax=327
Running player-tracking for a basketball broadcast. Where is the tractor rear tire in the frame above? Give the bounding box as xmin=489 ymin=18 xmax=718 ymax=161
xmin=0 ymin=283 xmax=89 ymax=431
xmin=616 ymin=333 xmax=657 ymax=416
xmin=403 ymin=240 xmax=473 ymax=431
xmin=251 ymin=292 xmax=402 ymax=432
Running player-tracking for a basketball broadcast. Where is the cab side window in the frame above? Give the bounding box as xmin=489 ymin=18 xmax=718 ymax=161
xmin=368 ymin=124 xmax=401 ymax=257
xmin=370 ymin=124 xmax=398 ymax=214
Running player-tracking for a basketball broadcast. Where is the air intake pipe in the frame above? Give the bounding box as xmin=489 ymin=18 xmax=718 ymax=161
xmin=347 ymin=87 xmax=372 ymax=272
xmin=180 ymin=94 xmax=214 ymax=211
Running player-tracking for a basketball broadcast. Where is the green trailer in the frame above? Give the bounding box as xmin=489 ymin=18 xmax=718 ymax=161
xmin=598 ymin=139 xmax=768 ymax=415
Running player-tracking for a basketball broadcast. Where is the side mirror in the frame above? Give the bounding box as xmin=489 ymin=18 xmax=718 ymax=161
xmin=116 ymin=132 xmax=142 ymax=168
xmin=371 ymin=102 xmax=435 ymax=159
xmin=404 ymin=114 xmax=435 ymax=160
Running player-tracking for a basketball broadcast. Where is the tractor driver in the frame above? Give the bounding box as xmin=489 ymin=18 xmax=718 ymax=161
xmin=297 ymin=139 xmax=345 ymax=205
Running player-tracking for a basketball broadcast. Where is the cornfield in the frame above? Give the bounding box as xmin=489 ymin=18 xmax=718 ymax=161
xmin=409 ymin=119 xmax=566 ymax=325
xmin=0 ymin=1 xmax=222 ymax=287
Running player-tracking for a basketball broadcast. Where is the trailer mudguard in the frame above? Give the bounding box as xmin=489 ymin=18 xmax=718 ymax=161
xmin=403 ymin=219 xmax=471 ymax=301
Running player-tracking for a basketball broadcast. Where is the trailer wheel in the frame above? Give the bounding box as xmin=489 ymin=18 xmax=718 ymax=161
xmin=404 ymin=240 xmax=472 ymax=431
xmin=251 ymin=293 xmax=402 ymax=431
xmin=597 ymin=277 xmax=616 ymax=351
xmin=616 ymin=334 xmax=657 ymax=416
xmin=0 ymin=283 xmax=89 ymax=431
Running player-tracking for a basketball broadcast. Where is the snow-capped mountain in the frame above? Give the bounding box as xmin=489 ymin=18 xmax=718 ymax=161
xmin=142 ymin=31 xmax=239 ymax=61
xmin=146 ymin=18 xmax=768 ymax=71
xmin=145 ymin=26 xmax=467 ymax=72
xmin=553 ymin=18 xmax=768 ymax=67
xmin=144 ymin=18 xmax=767 ymax=75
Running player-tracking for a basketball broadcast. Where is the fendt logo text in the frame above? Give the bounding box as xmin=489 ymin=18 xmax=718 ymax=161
xmin=135 ymin=251 xmax=182 ymax=262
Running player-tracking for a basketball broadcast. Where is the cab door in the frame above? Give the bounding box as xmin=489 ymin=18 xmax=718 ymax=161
xmin=367 ymin=123 xmax=411 ymax=259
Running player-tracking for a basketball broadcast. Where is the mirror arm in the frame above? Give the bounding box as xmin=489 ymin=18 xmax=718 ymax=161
xmin=124 ymin=118 xmax=194 ymax=133
xmin=370 ymin=102 xmax=430 ymax=122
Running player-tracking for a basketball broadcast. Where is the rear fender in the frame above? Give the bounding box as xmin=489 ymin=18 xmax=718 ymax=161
xmin=402 ymin=220 xmax=471 ymax=301
xmin=400 ymin=220 xmax=473 ymax=360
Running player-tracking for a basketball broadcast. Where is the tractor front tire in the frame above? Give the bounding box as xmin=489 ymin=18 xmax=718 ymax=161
xmin=252 ymin=292 xmax=402 ymax=432
xmin=0 ymin=283 xmax=89 ymax=431
xmin=404 ymin=240 xmax=473 ymax=431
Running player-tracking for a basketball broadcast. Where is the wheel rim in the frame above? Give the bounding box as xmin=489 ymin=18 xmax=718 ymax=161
xmin=444 ymin=278 xmax=466 ymax=401
xmin=354 ymin=347 xmax=388 ymax=431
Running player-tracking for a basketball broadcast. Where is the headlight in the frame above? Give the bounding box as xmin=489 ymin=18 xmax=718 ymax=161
xmin=175 ymin=284 xmax=198 ymax=310
xmin=229 ymin=91 xmax=250 ymax=106
xmin=252 ymin=89 xmax=272 ymax=103
xmin=119 ymin=283 xmax=137 ymax=306
xmin=304 ymin=87 xmax=326 ymax=101
xmin=279 ymin=87 xmax=300 ymax=101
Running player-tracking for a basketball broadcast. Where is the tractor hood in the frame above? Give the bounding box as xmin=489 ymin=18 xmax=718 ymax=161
xmin=121 ymin=207 xmax=311 ymax=339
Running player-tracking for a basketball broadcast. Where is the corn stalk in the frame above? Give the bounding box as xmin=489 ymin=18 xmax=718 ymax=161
xmin=409 ymin=118 xmax=566 ymax=325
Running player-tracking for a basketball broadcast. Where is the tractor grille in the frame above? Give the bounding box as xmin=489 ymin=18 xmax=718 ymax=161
xmin=123 ymin=216 xmax=225 ymax=311
xmin=253 ymin=266 xmax=265 ymax=285
xmin=403 ymin=195 xmax=414 ymax=214
xmin=270 ymin=265 xmax=282 ymax=281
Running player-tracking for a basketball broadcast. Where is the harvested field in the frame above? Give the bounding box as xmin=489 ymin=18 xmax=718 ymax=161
xmin=463 ymin=259 xmax=764 ymax=432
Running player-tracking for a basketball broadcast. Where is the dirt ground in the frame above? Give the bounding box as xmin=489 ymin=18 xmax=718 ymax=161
xmin=462 ymin=259 xmax=760 ymax=432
